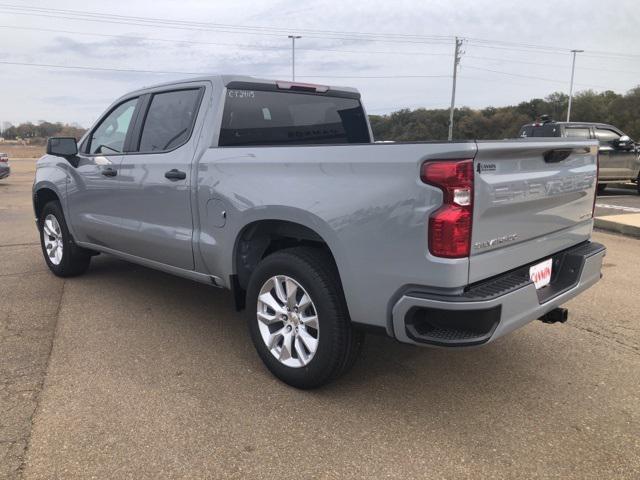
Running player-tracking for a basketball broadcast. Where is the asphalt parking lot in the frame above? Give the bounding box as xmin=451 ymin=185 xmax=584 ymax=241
xmin=1 ymin=158 xmax=639 ymax=479
xmin=595 ymin=184 xmax=640 ymax=217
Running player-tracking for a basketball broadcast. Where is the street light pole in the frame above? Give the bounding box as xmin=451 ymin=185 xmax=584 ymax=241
xmin=566 ymin=49 xmax=583 ymax=122
xmin=288 ymin=35 xmax=301 ymax=81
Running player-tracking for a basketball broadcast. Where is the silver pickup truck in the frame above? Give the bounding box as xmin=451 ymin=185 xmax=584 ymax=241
xmin=519 ymin=119 xmax=640 ymax=194
xmin=34 ymin=75 xmax=606 ymax=388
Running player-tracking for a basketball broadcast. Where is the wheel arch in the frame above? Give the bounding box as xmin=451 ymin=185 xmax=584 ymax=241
xmin=231 ymin=218 xmax=345 ymax=311
xmin=33 ymin=185 xmax=62 ymax=224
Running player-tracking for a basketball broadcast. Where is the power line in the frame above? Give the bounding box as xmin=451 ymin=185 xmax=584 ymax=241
xmin=465 ymin=41 xmax=640 ymax=60
xmin=0 ymin=25 xmax=453 ymax=57
xmin=0 ymin=3 xmax=455 ymax=42
xmin=0 ymin=60 xmax=207 ymax=75
xmin=467 ymin=36 xmax=640 ymax=60
xmin=300 ymin=74 xmax=450 ymax=79
xmin=0 ymin=59 xmax=451 ymax=79
xmin=466 ymin=37 xmax=569 ymax=54
xmin=1 ymin=23 xmax=635 ymax=72
xmin=0 ymin=7 xmax=453 ymax=45
xmin=464 ymin=64 xmax=610 ymax=89
xmin=465 ymin=54 xmax=640 ymax=75
xmin=0 ymin=58 xmax=623 ymax=87
xmin=2 ymin=3 xmax=638 ymax=59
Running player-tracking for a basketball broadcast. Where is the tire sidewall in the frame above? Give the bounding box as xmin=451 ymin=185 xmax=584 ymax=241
xmin=39 ymin=202 xmax=74 ymax=276
xmin=247 ymin=252 xmax=344 ymax=388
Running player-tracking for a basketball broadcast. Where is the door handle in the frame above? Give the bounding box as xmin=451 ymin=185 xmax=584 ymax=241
xmin=101 ymin=167 xmax=117 ymax=177
xmin=543 ymin=147 xmax=590 ymax=163
xmin=165 ymin=169 xmax=187 ymax=180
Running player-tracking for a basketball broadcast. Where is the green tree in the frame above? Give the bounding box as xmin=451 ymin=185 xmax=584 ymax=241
xmin=370 ymin=86 xmax=640 ymax=141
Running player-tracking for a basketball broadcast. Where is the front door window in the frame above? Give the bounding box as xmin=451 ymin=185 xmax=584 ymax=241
xmin=89 ymin=98 xmax=138 ymax=154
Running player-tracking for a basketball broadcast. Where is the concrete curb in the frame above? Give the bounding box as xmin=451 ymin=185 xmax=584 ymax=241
xmin=594 ymin=216 xmax=640 ymax=238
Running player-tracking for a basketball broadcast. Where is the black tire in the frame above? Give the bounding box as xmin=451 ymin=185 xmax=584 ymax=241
xmin=39 ymin=201 xmax=91 ymax=277
xmin=597 ymin=183 xmax=607 ymax=195
xmin=246 ymin=247 xmax=364 ymax=389
xmin=637 ymin=174 xmax=640 ymax=195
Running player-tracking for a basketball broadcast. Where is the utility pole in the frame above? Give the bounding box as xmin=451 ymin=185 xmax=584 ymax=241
xmin=288 ymin=35 xmax=301 ymax=81
xmin=448 ymin=37 xmax=464 ymax=141
xmin=566 ymin=49 xmax=583 ymax=122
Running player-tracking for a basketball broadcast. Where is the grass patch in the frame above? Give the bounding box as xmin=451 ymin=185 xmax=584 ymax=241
xmin=0 ymin=144 xmax=45 ymax=159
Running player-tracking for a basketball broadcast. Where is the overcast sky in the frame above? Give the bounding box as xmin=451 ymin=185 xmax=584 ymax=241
xmin=1 ymin=0 xmax=639 ymax=127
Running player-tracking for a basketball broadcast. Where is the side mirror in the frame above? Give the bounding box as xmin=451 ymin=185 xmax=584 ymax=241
xmin=46 ymin=137 xmax=79 ymax=166
xmin=615 ymin=135 xmax=632 ymax=150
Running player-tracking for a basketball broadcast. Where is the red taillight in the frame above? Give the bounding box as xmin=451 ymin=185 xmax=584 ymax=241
xmin=0 ymin=156 xmax=8 ymax=163
xmin=421 ymin=159 xmax=474 ymax=258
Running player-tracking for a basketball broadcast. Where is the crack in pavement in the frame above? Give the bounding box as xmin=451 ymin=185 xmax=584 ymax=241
xmin=0 ymin=243 xmax=39 ymax=248
xmin=0 ymin=271 xmax=48 ymax=278
xmin=17 ymin=279 xmax=65 ymax=479
xmin=1 ymin=279 xmax=65 ymax=480
xmin=566 ymin=322 xmax=640 ymax=355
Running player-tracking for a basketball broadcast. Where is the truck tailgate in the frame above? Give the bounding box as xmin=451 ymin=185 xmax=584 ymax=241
xmin=469 ymin=139 xmax=598 ymax=283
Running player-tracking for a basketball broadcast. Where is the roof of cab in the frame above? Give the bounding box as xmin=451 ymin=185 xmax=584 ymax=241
xmin=521 ymin=121 xmax=615 ymax=129
xmin=123 ymin=74 xmax=359 ymax=97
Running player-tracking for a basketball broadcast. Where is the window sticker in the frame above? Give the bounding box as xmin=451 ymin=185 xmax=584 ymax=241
xmin=228 ymin=90 xmax=255 ymax=99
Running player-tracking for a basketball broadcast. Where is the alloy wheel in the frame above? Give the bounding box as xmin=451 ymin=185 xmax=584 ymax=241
xmin=43 ymin=214 xmax=63 ymax=265
xmin=256 ymin=275 xmax=320 ymax=368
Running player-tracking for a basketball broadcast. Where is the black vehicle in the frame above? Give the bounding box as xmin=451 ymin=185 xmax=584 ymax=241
xmin=519 ymin=118 xmax=640 ymax=194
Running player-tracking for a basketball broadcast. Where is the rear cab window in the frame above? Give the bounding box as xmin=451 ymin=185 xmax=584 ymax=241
xmin=518 ymin=124 xmax=561 ymax=138
xmin=518 ymin=126 xmax=533 ymax=138
xmin=531 ymin=124 xmax=560 ymax=137
xmin=219 ymin=88 xmax=371 ymax=146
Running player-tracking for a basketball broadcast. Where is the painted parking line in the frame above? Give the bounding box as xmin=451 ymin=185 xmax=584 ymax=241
xmin=595 ymin=203 xmax=640 ymax=213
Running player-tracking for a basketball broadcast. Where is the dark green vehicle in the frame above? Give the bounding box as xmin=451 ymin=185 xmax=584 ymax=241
xmin=519 ymin=119 xmax=640 ymax=194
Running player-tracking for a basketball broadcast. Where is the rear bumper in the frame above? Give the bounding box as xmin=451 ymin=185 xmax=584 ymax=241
xmin=391 ymin=241 xmax=606 ymax=347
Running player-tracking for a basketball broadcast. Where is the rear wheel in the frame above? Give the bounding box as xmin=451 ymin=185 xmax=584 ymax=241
xmin=39 ymin=201 xmax=91 ymax=277
xmin=246 ymin=247 xmax=363 ymax=389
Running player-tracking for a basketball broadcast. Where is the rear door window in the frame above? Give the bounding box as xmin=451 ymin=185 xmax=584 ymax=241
xmin=138 ymin=89 xmax=202 ymax=153
xmin=219 ymin=89 xmax=371 ymax=146
xmin=564 ymin=127 xmax=591 ymax=139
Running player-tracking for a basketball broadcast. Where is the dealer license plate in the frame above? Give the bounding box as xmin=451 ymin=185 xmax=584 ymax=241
xmin=529 ymin=258 xmax=553 ymax=290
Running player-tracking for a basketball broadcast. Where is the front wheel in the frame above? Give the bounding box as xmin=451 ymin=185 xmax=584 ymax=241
xmin=246 ymin=247 xmax=363 ymax=389
xmin=39 ymin=201 xmax=91 ymax=277
xmin=597 ymin=183 xmax=607 ymax=195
